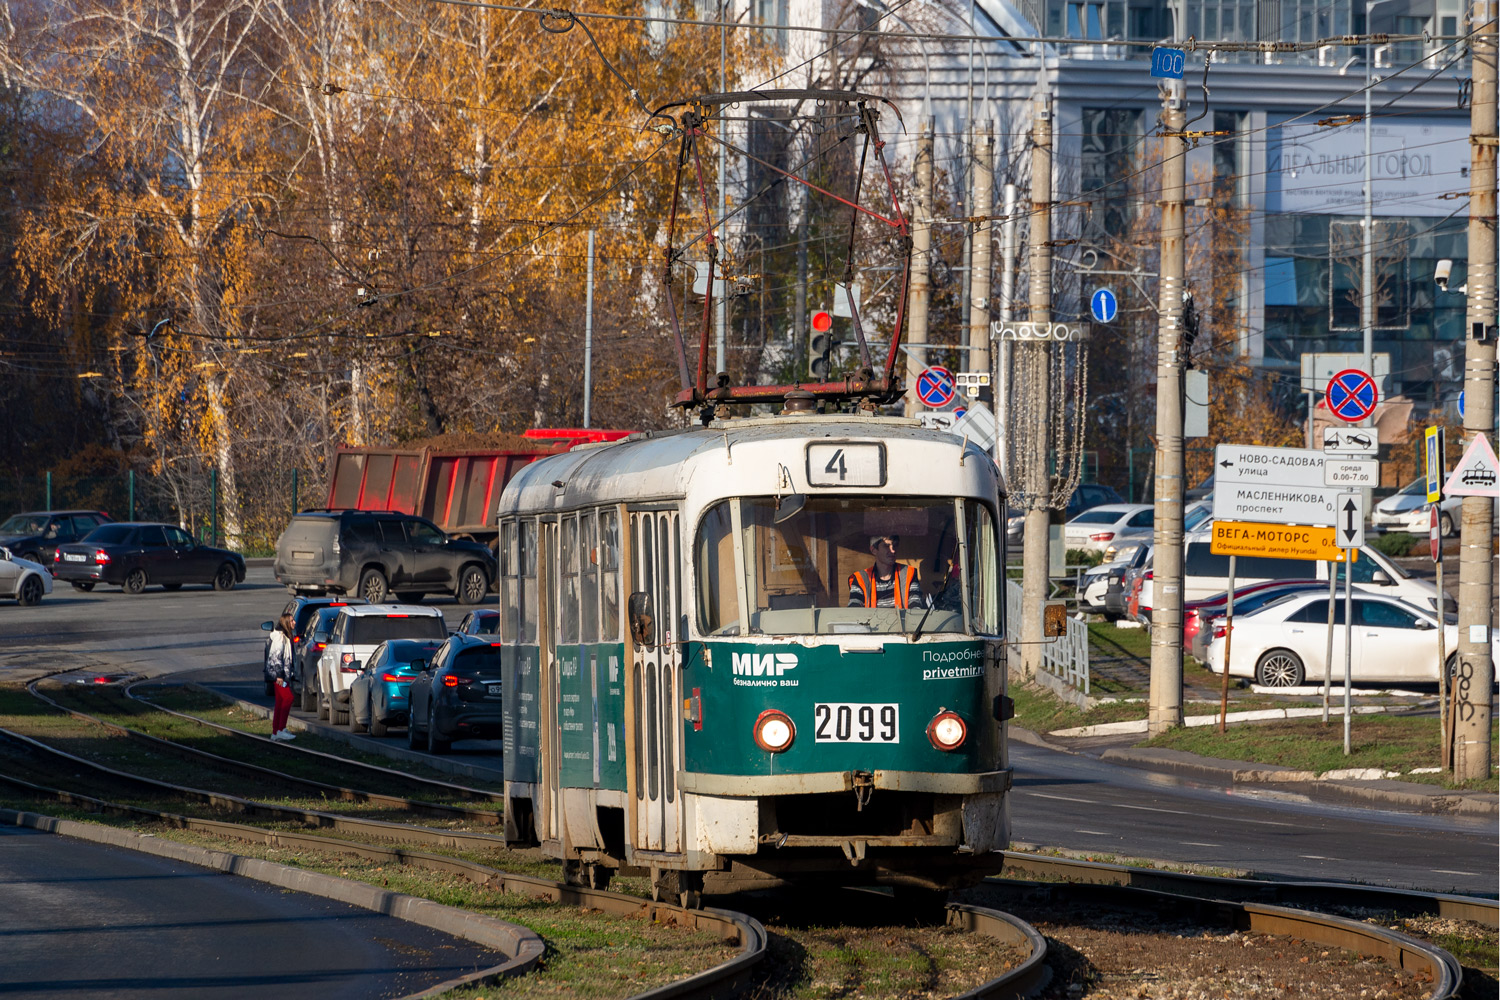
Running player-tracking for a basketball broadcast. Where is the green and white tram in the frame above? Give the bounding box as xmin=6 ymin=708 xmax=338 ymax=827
xmin=495 ymin=413 xmax=1010 ymax=901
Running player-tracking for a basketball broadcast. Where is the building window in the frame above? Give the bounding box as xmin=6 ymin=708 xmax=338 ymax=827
xmin=752 ymin=0 xmax=788 ymax=50
xmin=1212 ymin=110 xmax=1249 ymax=205
xmin=1081 ymin=107 xmax=1142 ymax=236
xmin=1328 ymin=219 xmax=1411 ymax=332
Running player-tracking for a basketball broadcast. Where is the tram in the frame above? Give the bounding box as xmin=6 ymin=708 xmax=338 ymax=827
xmin=493 ymin=412 xmax=1011 ymax=902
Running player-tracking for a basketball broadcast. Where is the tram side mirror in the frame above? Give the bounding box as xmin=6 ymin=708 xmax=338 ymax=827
xmin=629 ymin=592 xmax=655 ymax=646
xmin=773 ymin=493 xmax=806 ymax=524
xmin=1043 ymin=601 xmax=1068 ymax=638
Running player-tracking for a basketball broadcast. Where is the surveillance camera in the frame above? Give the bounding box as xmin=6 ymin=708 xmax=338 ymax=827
xmin=1434 ymin=259 xmax=1452 ymax=292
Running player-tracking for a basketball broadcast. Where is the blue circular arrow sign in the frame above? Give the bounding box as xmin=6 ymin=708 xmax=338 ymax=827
xmin=1090 ymin=288 xmax=1118 ymax=324
xmin=1326 ymin=368 xmax=1379 ymax=423
xmin=916 ymin=366 xmax=956 ymax=408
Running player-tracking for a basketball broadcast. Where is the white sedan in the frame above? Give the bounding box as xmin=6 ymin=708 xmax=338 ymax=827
xmin=1204 ymin=590 xmax=1491 ymax=687
xmin=1064 ymin=503 xmax=1153 ymax=554
xmin=1372 ymin=477 xmax=1462 ymax=537
xmin=0 ymin=546 xmax=53 ymax=606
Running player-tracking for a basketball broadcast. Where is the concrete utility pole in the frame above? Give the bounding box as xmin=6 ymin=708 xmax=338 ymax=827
xmin=905 ymin=120 xmax=934 ymax=417
xmin=583 ymin=229 xmax=595 ymax=428
xmin=968 ymin=123 xmax=995 ymax=379
xmin=1454 ymin=0 xmax=1497 ymax=784
xmin=997 ymin=182 xmax=1018 ymax=485
xmin=1020 ymin=88 xmax=1052 ymax=680
xmin=1148 ymin=79 xmax=1188 ymax=737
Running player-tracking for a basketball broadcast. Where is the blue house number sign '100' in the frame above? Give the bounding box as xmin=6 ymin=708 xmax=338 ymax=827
xmin=1151 ymin=47 xmax=1185 ymax=79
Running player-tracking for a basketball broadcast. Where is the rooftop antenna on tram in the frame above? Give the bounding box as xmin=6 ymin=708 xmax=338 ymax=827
xmin=649 ymin=90 xmax=913 ymax=422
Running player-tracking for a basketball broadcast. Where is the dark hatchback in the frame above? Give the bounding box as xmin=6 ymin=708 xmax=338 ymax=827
xmin=0 ymin=510 xmax=112 ymax=566
xmin=406 ymin=634 xmax=503 ymax=754
xmin=54 ymin=522 xmax=246 ymax=594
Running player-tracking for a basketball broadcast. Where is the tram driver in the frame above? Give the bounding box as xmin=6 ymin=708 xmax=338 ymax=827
xmin=847 ymin=534 xmax=962 ymax=612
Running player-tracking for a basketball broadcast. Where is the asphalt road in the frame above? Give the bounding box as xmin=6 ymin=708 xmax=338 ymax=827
xmin=0 ymin=825 xmax=501 ymax=1000
xmin=4 ymin=564 xmax=1495 ymax=900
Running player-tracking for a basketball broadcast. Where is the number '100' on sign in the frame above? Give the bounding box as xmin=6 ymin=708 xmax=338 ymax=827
xmin=806 ymin=442 xmax=886 ymax=487
xmin=815 ymin=703 xmax=900 ymax=743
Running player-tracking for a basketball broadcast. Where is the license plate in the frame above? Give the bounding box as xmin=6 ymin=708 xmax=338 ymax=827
xmin=813 ymin=703 xmax=899 ymax=743
xmin=63 ymin=553 xmax=85 ymax=562
xmin=293 ymin=550 xmax=315 ymax=560
xmin=487 ymin=683 xmax=502 ymax=696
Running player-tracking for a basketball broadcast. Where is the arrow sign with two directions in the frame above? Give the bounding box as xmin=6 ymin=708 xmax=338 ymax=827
xmin=1336 ymin=492 xmax=1364 ymax=549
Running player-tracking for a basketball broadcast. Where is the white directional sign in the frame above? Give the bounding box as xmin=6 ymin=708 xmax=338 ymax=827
xmin=1213 ymin=444 xmax=1342 ymax=527
xmin=1443 ymin=432 xmax=1500 ymax=498
xmin=1322 ymin=426 xmax=1379 ymax=456
xmin=1336 ymin=492 xmax=1364 ymax=549
xmin=1323 ymin=458 xmax=1380 ymax=488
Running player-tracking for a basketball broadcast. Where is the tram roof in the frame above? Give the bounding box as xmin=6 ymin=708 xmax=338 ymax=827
xmin=497 ymin=414 xmax=1003 ymax=517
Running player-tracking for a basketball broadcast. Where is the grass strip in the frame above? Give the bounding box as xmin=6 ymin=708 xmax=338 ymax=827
xmin=0 ymin=793 xmax=733 ymax=998
xmin=1140 ymin=715 xmax=1499 ymax=792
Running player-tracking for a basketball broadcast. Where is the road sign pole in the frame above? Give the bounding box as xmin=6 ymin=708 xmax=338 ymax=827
xmin=1437 ymin=549 xmax=1449 ymax=768
xmin=1454 ymin=0 xmax=1496 ymax=784
xmin=1148 ymin=74 xmax=1187 ymax=737
xmin=1323 ymin=561 xmax=1336 ymax=723
xmin=1019 ymin=86 xmax=1053 ymax=681
xmin=1343 ymin=578 xmax=1353 ymax=755
xmin=1219 ymin=556 xmax=1235 ymax=733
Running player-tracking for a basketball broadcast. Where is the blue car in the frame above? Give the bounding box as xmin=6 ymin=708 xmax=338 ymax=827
xmin=348 ymin=638 xmax=442 ymax=737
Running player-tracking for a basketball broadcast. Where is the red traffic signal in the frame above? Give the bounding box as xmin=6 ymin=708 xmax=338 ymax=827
xmin=811 ymin=310 xmax=833 ymax=333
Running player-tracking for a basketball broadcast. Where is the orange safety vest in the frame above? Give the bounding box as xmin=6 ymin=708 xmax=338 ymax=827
xmin=849 ymin=564 xmax=918 ymax=608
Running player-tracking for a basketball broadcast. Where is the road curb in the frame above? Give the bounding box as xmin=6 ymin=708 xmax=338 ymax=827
xmin=0 ymin=807 xmax=545 ymax=998
xmin=1100 ymin=747 xmax=1499 ymax=817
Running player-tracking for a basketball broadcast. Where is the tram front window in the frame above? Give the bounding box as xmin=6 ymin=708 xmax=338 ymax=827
xmin=695 ymin=497 xmax=999 ymax=637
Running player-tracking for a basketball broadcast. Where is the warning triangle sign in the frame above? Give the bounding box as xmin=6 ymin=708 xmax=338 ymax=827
xmin=1443 ymin=432 xmax=1500 ymax=498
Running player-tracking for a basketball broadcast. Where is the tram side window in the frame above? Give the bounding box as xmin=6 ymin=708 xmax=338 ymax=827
xmin=560 ymin=515 xmax=581 ymax=644
xmin=581 ymin=512 xmax=599 ymax=644
xmin=499 ymin=520 xmax=516 ymax=642
xmin=965 ymin=501 xmax=1001 ymax=635
xmin=601 ymin=509 xmax=621 ymax=641
xmin=695 ymin=502 xmax=741 ymax=635
xmin=519 ymin=520 xmax=538 ymax=644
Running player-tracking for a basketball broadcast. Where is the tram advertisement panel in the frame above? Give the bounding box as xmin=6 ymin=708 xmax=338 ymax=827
xmin=502 ymin=645 xmax=540 ymax=784
xmin=683 ymin=639 xmax=994 ymax=775
xmin=555 ymin=642 xmax=628 ymax=790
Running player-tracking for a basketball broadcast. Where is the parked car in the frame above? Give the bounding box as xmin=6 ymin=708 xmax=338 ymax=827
xmin=457 ymin=608 xmax=500 ymax=635
xmin=52 ymin=522 xmax=245 ymax=594
xmin=1204 ymin=591 xmax=1494 ymax=687
xmin=348 ymin=638 xmax=443 ymax=736
xmin=1186 ymin=475 xmax=1214 ymax=500
xmin=1006 ymin=483 xmax=1125 ymax=548
xmin=0 ymin=510 xmax=111 ymax=567
xmin=0 ymin=547 xmax=53 ymax=606
xmin=406 ymin=633 xmax=504 ymax=754
xmin=317 ymin=604 xmax=447 ymax=725
xmin=1372 ymin=477 xmax=1463 ymax=537
xmin=1104 ymin=543 xmax=1153 ymax=620
xmin=298 ymin=605 xmax=350 ymax=711
xmin=1078 ymin=542 xmax=1147 ymax=616
xmin=260 ymin=596 xmax=367 ymax=697
xmin=1064 ymin=503 xmax=1153 ymax=554
xmin=274 ymin=510 xmax=497 ymax=604
xmin=1183 ymin=579 xmax=1326 ymax=661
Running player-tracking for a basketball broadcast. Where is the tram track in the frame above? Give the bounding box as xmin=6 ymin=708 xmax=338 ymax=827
xmin=5 ymin=676 xmax=1487 ymax=998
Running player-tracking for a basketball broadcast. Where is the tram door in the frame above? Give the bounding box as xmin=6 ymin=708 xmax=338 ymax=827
xmin=539 ymin=521 xmax=561 ymax=845
xmin=630 ymin=511 xmax=682 ymax=854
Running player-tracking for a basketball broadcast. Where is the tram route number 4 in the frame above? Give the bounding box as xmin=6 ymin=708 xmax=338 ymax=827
xmin=807 ymin=442 xmax=887 ymax=488
xmin=814 ymin=703 xmax=900 ymax=743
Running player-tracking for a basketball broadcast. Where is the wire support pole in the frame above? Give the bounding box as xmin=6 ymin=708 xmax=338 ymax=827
xmin=1454 ymin=0 xmax=1497 ymax=783
xmin=1019 ymin=85 xmax=1052 ymax=681
xmin=968 ymin=123 xmax=995 ymax=379
xmin=1148 ymin=80 xmax=1188 ymax=738
xmin=583 ymin=229 xmax=595 ymax=429
xmin=904 ymin=119 xmax=934 ymax=418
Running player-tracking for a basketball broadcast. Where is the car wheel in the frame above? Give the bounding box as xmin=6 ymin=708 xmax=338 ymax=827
xmin=427 ymin=706 xmax=450 ymax=754
xmin=122 ymin=568 xmax=147 ymax=595
xmin=396 ymin=592 xmax=425 ymax=603
xmin=370 ymin=717 xmax=387 ymax=738
xmin=1255 ymin=649 xmax=1305 ymax=688
xmin=334 ymin=705 xmax=349 ymax=726
xmin=1440 ymin=511 xmax=1455 ymax=538
xmin=300 ymin=682 xmax=318 ymax=712
xmin=407 ymin=707 xmax=423 ymax=749
xmin=17 ymin=575 xmax=43 ymax=606
xmin=359 ymin=568 xmax=388 ymax=603
xmin=318 ymin=690 xmax=330 ymax=720
xmin=456 ymin=565 xmax=487 ymax=605
xmin=162 ymin=583 xmax=183 ymax=591
xmin=21 ymin=550 xmax=41 ymax=566
xmin=213 ymin=563 xmax=237 ymax=592
xmin=71 ymin=581 xmax=95 ymax=592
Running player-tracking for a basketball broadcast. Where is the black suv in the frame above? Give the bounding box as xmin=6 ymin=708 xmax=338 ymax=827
xmin=0 ymin=510 xmax=111 ymax=565
xmin=274 ymin=510 xmax=495 ymax=605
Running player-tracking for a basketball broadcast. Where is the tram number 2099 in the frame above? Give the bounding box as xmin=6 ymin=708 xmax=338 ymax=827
xmin=814 ymin=703 xmax=900 ymax=743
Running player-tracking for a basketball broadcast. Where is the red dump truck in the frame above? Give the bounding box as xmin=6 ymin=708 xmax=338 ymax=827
xmin=324 ymin=428 xmax=631 ymax=548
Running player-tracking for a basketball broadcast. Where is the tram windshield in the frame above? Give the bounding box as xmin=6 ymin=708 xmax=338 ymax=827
xmin=695 ymin=497 xmax=1000 ymax=637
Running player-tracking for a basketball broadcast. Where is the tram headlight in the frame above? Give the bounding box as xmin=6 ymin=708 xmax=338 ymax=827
xmin=753 ymin=709 xmax=795 ymax=753
xmin=927 ymin=710 xmax=967 ymax=751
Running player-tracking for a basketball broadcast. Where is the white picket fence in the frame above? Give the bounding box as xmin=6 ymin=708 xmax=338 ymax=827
xmin=1006 ymin=578 xmax=1091 ymax=694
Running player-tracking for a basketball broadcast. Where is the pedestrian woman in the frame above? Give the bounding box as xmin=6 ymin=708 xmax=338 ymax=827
xmin=268 ymin=612 xmax=297 ymax=741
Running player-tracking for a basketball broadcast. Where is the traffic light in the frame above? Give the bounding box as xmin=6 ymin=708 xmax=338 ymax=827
xmin=809 ymin=310 xmax=834 ymax=379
